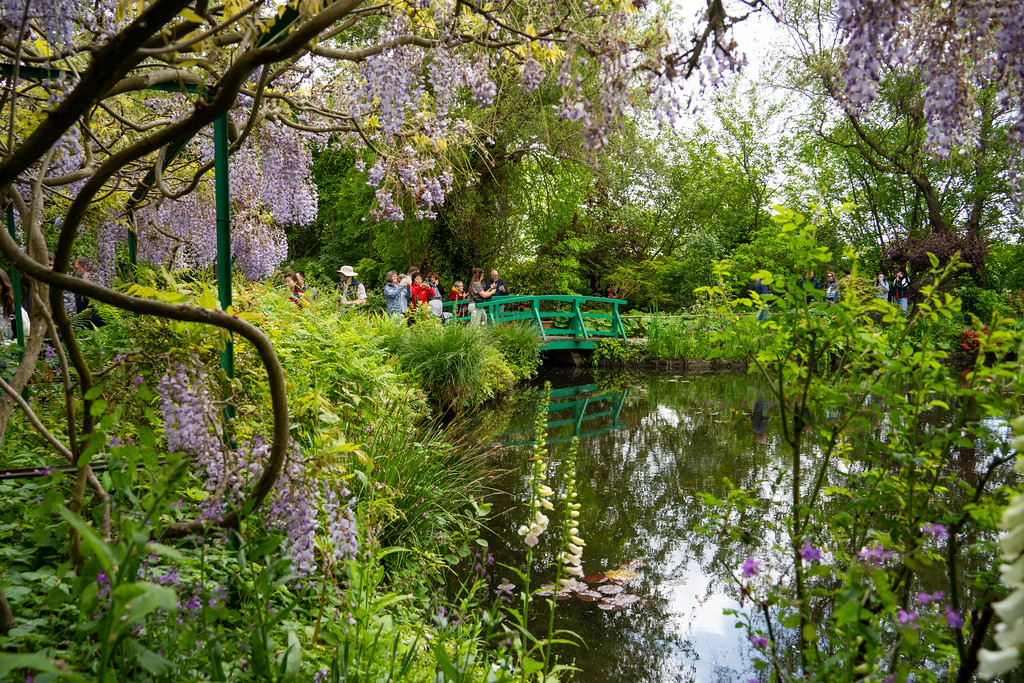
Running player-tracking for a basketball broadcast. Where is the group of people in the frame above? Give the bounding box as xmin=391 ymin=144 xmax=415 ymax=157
xmin=282 ymin=263 xmax=511 ymax=326
xmin=382 ymin=266 xmax=509 ymax=325
xmin=753 ymin=268 xmax=912 ymax=319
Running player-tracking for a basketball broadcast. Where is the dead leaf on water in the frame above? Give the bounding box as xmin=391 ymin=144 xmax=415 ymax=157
xmin=605 ymin=569 xmax=640 ymax=582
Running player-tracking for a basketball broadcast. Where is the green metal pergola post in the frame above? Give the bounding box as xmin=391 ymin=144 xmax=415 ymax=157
xmin=214 ymin=114 xmax=235 ymax=418
xmin=5 ymin=204 xmax=23 ymax=347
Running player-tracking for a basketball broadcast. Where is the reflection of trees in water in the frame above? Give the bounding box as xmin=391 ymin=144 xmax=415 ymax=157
xmin=480 ymin=370 xmax=1016 ymax=681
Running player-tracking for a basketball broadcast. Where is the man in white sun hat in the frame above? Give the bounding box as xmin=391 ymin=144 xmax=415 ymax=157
xmin=337 ymin=265 xmax=366 ymax=306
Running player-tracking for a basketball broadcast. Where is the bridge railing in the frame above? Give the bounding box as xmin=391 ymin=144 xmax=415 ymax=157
xmin=442 ymin=295 xmax=628 ymax=342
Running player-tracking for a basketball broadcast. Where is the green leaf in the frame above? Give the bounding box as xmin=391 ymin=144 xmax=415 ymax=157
xmin=117 ymin=582 xmax=178 ymax=630
xmin=58 ymin=506 xmax=113 ymax=573
xmin=0 ymin=653 xmax=67 ymax=678
xmin=433 ymin=641 xmax=460 ymax=682
xmin=278 ymin=631 xmax=302 ymax=683
xmin=802 ymin=623 xmax=817 ymax=642
xmin=131 ymin=642 xmax=174 ymax=675
xmin=89 ymin=399 xmax=108 ymax=416
xmin=84 ymin=385 xmax=103 ymax=400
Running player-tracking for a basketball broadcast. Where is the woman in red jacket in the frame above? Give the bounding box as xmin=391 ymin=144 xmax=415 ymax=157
xmin=408 ymin=271 xmax=435 ymax=312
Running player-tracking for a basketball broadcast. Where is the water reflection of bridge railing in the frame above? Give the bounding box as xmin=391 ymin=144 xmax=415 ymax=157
xmin=500 ymin=384 xmax=629 ymax=447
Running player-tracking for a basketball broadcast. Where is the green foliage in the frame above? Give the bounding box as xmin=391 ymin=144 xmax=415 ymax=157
xmin=394 ymin=320 xmax=501 ymax=407
xmin=486 ymin=322 xmax=543 ymax=381
xmin=699 ymin=206 xmax=1024 ymax=681
xmin=591 ymin=338 xmax=637 ymax=366
xmin=644 ymin=316 xmax=700 ymax=360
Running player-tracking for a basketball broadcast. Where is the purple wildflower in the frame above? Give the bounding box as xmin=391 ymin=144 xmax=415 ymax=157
xmin=741 ymin=558 xmax=762 ymax=578
xmin=857 ymin=545 xmax=892 ymax=565
xmin=917 ymin=590 xmax=945 ymax=605
xmin=922 ymin=523 xmax=950 ymax=540
xmin=799 ymin=541 xmax=822 ymax=562
xmin=749 ymin=634 xmax=768 ymax=648
xmin=943 ymin=605 xmax=964 ymax=629
xmin=897 ymin=609 xmax=918 ymax=625
xmin=133 ymin=375 xmax=145 ymax=388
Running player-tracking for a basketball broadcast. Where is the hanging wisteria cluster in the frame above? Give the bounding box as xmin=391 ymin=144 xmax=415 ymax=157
xmin=265 ymin=444 xmax=358 ymax=576
xmin=123 ymin=119 xmax=316 ymax=281
xmin=157 ymin=362 xmax=357 ymax=573
xmin=835 ymin=0 xmax=1024 ymax=199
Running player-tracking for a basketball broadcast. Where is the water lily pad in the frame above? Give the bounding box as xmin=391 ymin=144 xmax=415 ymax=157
xmin=576 ymin=591 xmax=602 ymax=602
xmin=582 ymin=574 xmax=608 ymax=584
xmin=597 ymin=584 xmax=624 ymax=595
xmin=608 ymin=593 xmax=640 ymax=607
xmin=536 ymin=583 xmax=556 ymax=596
xmin=619 ymin=559 xmax=647 ymax=570
xmin=605 ymin=569 xmax=640 ymax=582
xmin=597 ymin=600 xmax=620 ymax=611
xmin=559 ymin=578 xmax=590 ymax=593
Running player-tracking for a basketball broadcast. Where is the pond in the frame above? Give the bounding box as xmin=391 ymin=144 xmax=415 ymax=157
xmin=483 ymin=368 xmax=778 ymax=682
xmin=480 ymin=367 xmax=1013 ymax=683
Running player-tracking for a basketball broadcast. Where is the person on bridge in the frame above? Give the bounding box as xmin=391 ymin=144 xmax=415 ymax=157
xmin=484 ymin=269 xmax=509 ymax=313
xmin=409 ymin=271 xmax=436 ymax=314
xmin=449 ymin=281 xmax=468 ymax=319
xmin=469 ymin=267 xmax=497 ymax=325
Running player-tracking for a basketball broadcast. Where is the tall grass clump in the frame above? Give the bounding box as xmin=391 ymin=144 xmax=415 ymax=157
xmin=396 ymin=322 xmax=493 ymax=407
xmin=486 ymin=321 xmax=543 ymax=380
xmin=645 ymin=315 xmax=698 ymax=359
xmin=355 ymin=407 xmax=492 ymax=564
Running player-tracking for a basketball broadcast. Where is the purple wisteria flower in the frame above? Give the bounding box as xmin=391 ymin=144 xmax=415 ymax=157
xmin=749 ymin=634 xmax=768 ymax=648
xmin=917 ymin=590 xmax=945 ymax=605
xmin=799 ymin=541 xmax=822 ymax=562
xmin=133 ymin=375 xmax=145 ymax=388
xmin=922 ymin=523 xmax=950 ymax=540
xmin=858 ymin=545 xmax=892 ymax=565
xmin=944 ymin=605 xmax=964 ymax=629
xmin=741 ymin=558 xmax=762 ymax=578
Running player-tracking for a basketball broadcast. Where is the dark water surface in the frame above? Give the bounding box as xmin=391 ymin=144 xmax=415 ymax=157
xmin=484 ymin=368 xmax=780 ymax=683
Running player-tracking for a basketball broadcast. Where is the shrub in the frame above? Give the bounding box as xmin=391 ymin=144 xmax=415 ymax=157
xmin=486 ymin=322 xmax=542 ymax=380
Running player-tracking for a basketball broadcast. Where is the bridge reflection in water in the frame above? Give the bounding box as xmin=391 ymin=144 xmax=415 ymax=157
xmin=499 ymin=383 xmax=629 ymax=447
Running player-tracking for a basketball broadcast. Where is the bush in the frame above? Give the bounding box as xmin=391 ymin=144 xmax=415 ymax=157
xmin=486 ymin=322 xmax=542 ymax=380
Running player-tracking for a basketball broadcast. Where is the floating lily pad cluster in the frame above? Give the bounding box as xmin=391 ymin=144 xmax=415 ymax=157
xmin=534 ymin=560 xmax=645 ymax=611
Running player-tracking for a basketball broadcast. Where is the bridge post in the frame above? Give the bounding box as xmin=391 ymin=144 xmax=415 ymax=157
xmin=532 ymin=298 xmax=546 ymax=340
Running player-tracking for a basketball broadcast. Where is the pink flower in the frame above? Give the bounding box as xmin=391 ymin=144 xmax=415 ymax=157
xmin=749 ymin=634 xmax=768 ymax=648
xmin=917 ymin=590 xmax=945 ymax=605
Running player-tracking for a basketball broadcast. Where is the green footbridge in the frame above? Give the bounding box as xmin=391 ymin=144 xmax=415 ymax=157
xmin=500 ymin=384 xmax=629 ymax=447
xmin=443 ymin=295 xmax=628 ymax=351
